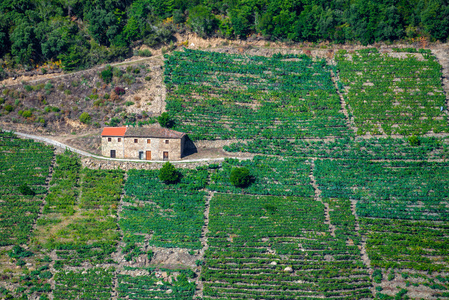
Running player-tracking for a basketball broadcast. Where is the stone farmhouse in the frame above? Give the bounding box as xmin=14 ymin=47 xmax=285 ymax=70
xmin=101 ymin=126 xmax=186 ymax=161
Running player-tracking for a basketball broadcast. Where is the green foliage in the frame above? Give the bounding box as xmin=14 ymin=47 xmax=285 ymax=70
xmin=336 ymin=49 xmax=447 ymax=135
xmin=19 ymin=183 xmax=35 ymax=195
xmin=158 ymin=162 xmax=180 ymax=184
xmin=165 ymin=49 xmax=350 ymax=141
xmin=0 ymin=131 xmax=53 ymax=246
xmin=316 ymin=159 xmax=449 ymax=221
xmin=4 ymin=104 xmax=13 ymax=112
xmin=210 ymin=156 xmax=313 ymax=197
xmin=157 ymin=112 xmax=172 ymax=128
xmin=137 ymin=49 xmax=152 ymax=57
xmin=79 ymin=112 xmax=91 ymax=124
xmin=21 ymin=110 xmax=32 ymax=118
xmin=122 ymin=168 xmax=207 ymax=249
xmin=360 ymin=218 xmax=449 ymax=272
xmin=187 ymin=5 xmax=218 ymax=38
xmin=373 ymin=269 xmax=383 ymax=283
xmin=203 ymin=194 xmax=372 ymax=298
xmin=8 ymin=245 xmax=34 ymax=258
xmin=229 ymin=167 xmax=250 ymax=188
xmin=117 ymin=268 xmax=196 ymax=299
xmin=1 ymin=0 xmax=449 ymax=70
xmin=408 ymin=135 xmax=420 ymax=146
xmin=100 ymin=66 xmax=113 ymax=84
xmin=54 ymin=268 xmax=114 ymax=300
xmin=226 ymin=137 xmax=449 ymax=161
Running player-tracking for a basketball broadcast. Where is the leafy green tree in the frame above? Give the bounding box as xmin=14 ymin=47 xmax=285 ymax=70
xmin=187 ymin=5 xmax=218 ymax=38
xmin=10 ymin=22 xmax=38 ymax=64
xmin=159 ymin=162 xmax=180 ymax=184
xmin=101 ymin=65 xmax=113 ymax=83
xmin=230 ymin=5 xmax=253 ymax=38
xmin=79 ymin=112 xmax=91 ymax=124
xmin=421 ymin=1 xmax=449 ymax=41
xmin=86 ymin=9 xmax=120 ymax=46
xmin=158 ymin=112 xmax=172 ymax=128
xmin=230 ymin=167 xmax=251 ymax=188
xmin=39 ymin=18 xmax=79 ymax=61
xmin=19 ymin=183 xmax=35 ymax=196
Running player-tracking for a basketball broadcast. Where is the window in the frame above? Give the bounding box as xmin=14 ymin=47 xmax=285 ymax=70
xmin=165 ymin=140 xmax=169 ymax=144
xmin=134 ymin=139 xmax=138 ymax=143
xmin=147 ymin=139 xmax=151 ymax=144
xmin=108 ymin=137 xmax=111 ymax=142
xmin=118 ymin=138 xmax=121 ymax=142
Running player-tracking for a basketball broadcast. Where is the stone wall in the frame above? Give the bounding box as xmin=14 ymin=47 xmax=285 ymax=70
xmin=82 ymin=157 xmax=225 ymax=171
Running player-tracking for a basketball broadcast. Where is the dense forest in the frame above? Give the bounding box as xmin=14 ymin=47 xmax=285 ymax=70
xmin=0 ymin=0 xmax=448 ymax=72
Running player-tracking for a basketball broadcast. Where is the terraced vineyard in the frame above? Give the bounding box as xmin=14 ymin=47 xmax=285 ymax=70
xmin=315 ymin=159 xmax=449 ymax=221
xmin=2 ymin=45 xmax=449 ymax=299
xmin=121 ymin=168 xmax=208 ymax=252
xmin=225 ymin=136 xmax=449 ymax=160
xmin=164 ymin=49 xmax=352 ymax=140
xmin=336 ymin=48 xmax=448 ymax=135
xmin=202 ymin=194 xmax=372 ymax=299
xmin=0 ymin=131 xmax=53 ymax=245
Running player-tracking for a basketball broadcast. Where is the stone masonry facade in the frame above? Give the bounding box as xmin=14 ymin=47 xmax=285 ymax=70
xmin=101 ymin=126 xmax=186 ymax=161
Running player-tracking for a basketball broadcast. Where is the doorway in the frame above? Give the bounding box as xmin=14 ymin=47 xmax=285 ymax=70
xmin=163 ymin=151 xmax=168 ymax=161
xmin=139 ymin=151 xmax=144 ymax=160
xmin=110 ymin=150 xmax=116 ymax=158
xmin=146 ymin=151 xmax=152 ymax=160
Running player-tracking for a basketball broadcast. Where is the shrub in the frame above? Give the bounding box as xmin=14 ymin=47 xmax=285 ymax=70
xmin=22 ymin=110 xmax=32 ymax=118
xmin=372 ymin=269 xmax=383 ymax=284
xmin=125 ymin=101 xmax=134 ymax=106
xmin=109 ymin=117 xmax=121 ymax=127
xmin=0 ymin=97 xmax=4 ymax=104
xmin=24 ymin=85 xmax=33 ymax=92
xmin=19 ymin=184 xmax=35 ymax=196
xmin=157 ymin=112 xmax=173 ymax=128
xmin=230 ymin=167 xmax=251 ymax=188
xmin=138 ymin=49 xmax=152 ymax=57
xmin=159 ymin=162 xmax=180 ymax=184
xmin=8 ymin=245 xmax=34 ymax=258
xmin=115 ymin=87 xmax=125 ymax=95
xmin=408 ymin=135 xmax=420 ymax=146
xmin=44 ymin=82 xmax=53 ymax=90
xmin=79 ymin=112 xmax=91 ymax=124
xmin=145 ymin=76 xmax=151 ymax=81
xmin=103 ymin=93 xmax=110 ymax=99
xmin=101 ymin=66 xmax=113 ymax=84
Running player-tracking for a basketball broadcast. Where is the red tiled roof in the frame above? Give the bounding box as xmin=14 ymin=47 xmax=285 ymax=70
xmin=101 ymin=127 xmax=127 ymax=136
xmin=125 ymin=127 xmax=185 ymax=139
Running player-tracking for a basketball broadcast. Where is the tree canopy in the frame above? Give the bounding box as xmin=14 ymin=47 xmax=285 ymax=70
xmin=0 ymin=0 xmax=448 ymax=70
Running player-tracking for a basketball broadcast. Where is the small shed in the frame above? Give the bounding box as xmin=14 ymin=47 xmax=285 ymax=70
xmin=101 ymin=126 xmax=186 ymax=161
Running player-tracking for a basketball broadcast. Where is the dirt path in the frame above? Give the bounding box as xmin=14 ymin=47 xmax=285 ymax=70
xmin=0 ymin=56 xmax=163 ymax=87
xmin=194 ymin=190 xmax=214 ymax=299
xmin=309 ymin=159 xmax=336 ymax=237
xmin=4 ymin=130 xmax=250 ymax=164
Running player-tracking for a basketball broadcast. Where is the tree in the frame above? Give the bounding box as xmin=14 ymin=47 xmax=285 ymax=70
xmin=19 ymin=184 xmax=35 ymax=196
xmin=158 ymin=112 xmax=173 ymax=128
xmin=230 ymin=167 xmax=251 ymax=188
xmin=79 ymin=112 xmax=91 ymax=124
xmin=187 ymin=5 xmax=218 ymax=38
xmin=101 ymin=65 xmax=113 ymax=83
xmin=159 ymin=162 xmax=180 ymax=184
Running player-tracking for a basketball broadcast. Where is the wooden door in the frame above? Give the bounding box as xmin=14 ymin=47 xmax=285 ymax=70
xmin=163 ymin=151 xmax=169 ymax=161
xmin=146 ymin=151 xmax=151 ymax=160
xmin=110 ymin=150 xmax=116 ymax=158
